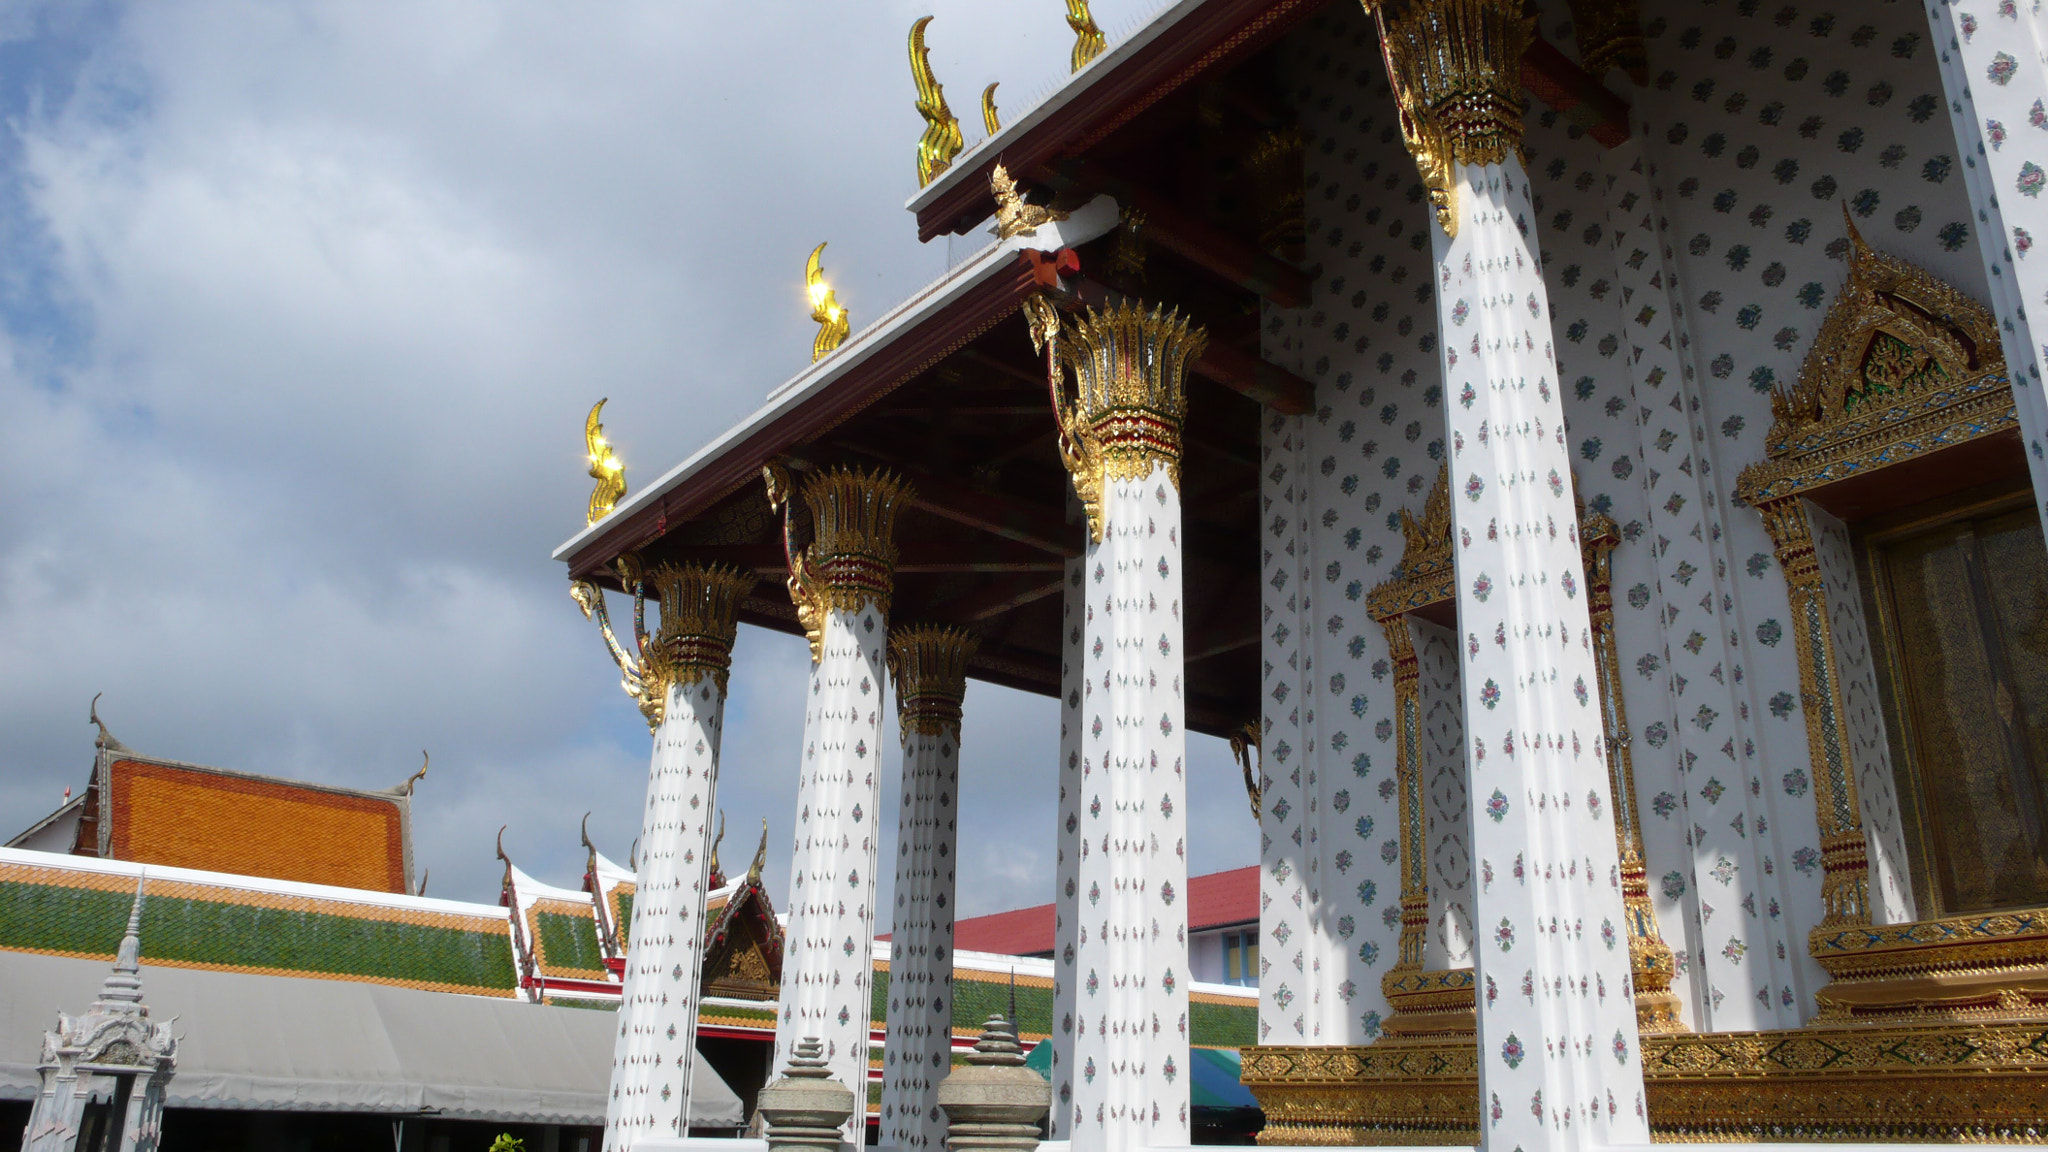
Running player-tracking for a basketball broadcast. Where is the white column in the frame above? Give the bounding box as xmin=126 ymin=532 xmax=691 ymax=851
xmin=771 ymin=467 xmax=912 ymax=1148
xmin=1043 ymin=299 xmax=1205 ymax=1152
xmin=880 ymin=625 xmax=975 ymax=1152
xmin=594 ymin=564 xmax=753 ymax=1152
xmin=1051 ymin=554 xmax=1084 ymax=1137
xmin=1369 ymin=2 xmax=1648 ymax=1146
xmin=1926 ymin=0 xmax=2048 ymax=542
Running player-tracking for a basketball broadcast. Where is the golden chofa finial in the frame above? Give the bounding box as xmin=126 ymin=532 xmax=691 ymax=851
xmin=910 ymin=16 xmax=963 ymax=186
xmin=981 ymin=82 xmax=1002 ymax=136
xmin=1067 ymin=0 xmax=1106 ymax=72
xmin=806 ymin=243 xmax=849 ymax=362
xmin=585 ymin=399 xmax=626 ymax=524
xmin=992 ymin=163 xmax=1067 ymax=240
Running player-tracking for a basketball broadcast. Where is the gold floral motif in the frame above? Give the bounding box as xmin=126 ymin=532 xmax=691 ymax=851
xmin=991 ymin=163 xmax=1068 ymax=241
xmin=584 ymin=399 xmax=626 ymax=524
xmin=888 ymin=624 xmax=977 ymax=741
xmin=1066 ymin=0 xmax=1106 ymax=72
xmin=1564 ymin=0 xmax=1648 ymax=85
xmin=1038 ymin=298 xmax=1206 ymax=544
xmin=910 ymin=16 xmax=963 ymax=187
xmin=1359 ymin=0 xmax=1533 ymax=237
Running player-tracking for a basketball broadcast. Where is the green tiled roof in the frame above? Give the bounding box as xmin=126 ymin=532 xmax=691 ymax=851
xmin=535 ymin=908 xmax=605 ymax=975
xmin=870 ymin=966 xmax=1254 ymax=1048
xmin=0 ymin=865 xmax=517 ymax=996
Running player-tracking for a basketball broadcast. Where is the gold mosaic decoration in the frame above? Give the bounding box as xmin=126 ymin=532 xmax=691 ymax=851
xmin=992 ymin=164 xmax=1068 ymax=241
xmin=1031 ymin=296 xmax=1207 ymax=543
xmin=910 ymin=16 xmax=963 ymax=188
xmin=1359 ymin=0 xmax=1533 ymax=237
xmin=888 ymin=624 xmax=977 ymax=740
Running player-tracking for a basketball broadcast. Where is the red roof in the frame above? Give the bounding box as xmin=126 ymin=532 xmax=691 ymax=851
xmin=909 ymin=866 xmax=1259 ymax=957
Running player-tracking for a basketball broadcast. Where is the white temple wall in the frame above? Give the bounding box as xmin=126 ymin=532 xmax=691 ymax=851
xmin=1618 ymin=0 xmax=1994 ymax=1014
xmin=1259 ymin=7 xmax=1462 ymax=1045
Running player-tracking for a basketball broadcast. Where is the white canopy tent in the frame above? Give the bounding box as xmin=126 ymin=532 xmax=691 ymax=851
xmin=0 ymin=950 xmax=745 ymax=1128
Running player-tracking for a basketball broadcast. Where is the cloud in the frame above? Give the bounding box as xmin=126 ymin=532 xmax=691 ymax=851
xmin=0 ymin=0 xmax=1253 ymax=917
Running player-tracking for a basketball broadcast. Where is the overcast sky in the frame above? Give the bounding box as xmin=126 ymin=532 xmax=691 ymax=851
xmin=0 ymin=0 xmax=1259 ymax=914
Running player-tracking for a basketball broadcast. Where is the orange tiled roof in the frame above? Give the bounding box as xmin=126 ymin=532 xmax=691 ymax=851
xmin=104 ymin=757 xmax=409 ymax=894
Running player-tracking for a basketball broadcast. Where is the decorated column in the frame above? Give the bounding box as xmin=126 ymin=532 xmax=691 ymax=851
xmin=881 ymin=624 xmax=978 ymax=1151
xmin=768 ymin=465 xmax=913 ymax=1146
xmin=1365 ymin=0 xmax=1649 ymax=1146
xmin=1030 ymin=295 xmax=1206 ymax=1152
xmin=577 ymin=561 xmax=753 ymax=1152
xmin=1925 ymin=0 xmax=2048 ymax=543
xmin=1050 ymin=553 xmax=1085 ymax=1137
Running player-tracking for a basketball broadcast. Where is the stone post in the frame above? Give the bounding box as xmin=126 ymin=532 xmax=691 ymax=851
xmin=1033 ymin=295 xmax=1206 ymax=1152
xmin=1365 ymin=0 xmax=1649 ymax=1145
xmin=936 ymin=1016 xmax=1051 ymax=1152
xmin=593 ymin=562 xmax=754 ymax=1152
xmin=770 ymin=466 xmax=913 ymax=1147
xmin=760 ymin=1038 xmax=859 ymax=1152
xmin=882 ymin=625 xmax=978 ymax=1151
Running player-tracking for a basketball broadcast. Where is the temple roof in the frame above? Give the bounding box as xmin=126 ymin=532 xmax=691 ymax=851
xmin=937 ymin=864 xmax=1260 ymax=956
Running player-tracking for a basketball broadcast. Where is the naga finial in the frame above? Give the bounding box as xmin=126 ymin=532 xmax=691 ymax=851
xmin=708 ymin=811 xmax=727 ymax=886
xmin=911 ymin=16 xmax=964 ymax=186
xmin=1229 ymin=720 xmax=1263 ymax=822
xmin=585 ymin=399 xmax=626 ymax=524
xmin=1067 ymin=0 xmax=1106 ymax=72
xmin=400 ymin=751 xmax=428 ymax=796
xmin=981 ymin=82 xmax=1002 ymax=136
xmin=805 ymin=243 xmax=849 ymax=361
xmin=992 ymin=163 xmax=1067 ymax=240
xmin=89 ymin=692 xmax=132 ymax=754
xmin=747 ymin=818 xmax=769 ymax=883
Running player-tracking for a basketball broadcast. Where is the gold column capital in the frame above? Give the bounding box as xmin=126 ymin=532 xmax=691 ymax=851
xmin=1565 ymin=0 xmax=1648 ymax=86
xmin=646 ymin=563 xmax=755 ymax=696
xmin=1361 ymin=0 xmax=1533 ymax=237
xmin=774 ymin=466 xmax=913 ymax=662
xmin=1033 ymin=297 xmax=1207 ymax=543
xmin=888 ymin=624 xmax=978 ymax=740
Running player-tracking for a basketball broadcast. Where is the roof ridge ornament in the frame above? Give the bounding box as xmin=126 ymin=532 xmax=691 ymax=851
xmin=805 ymin=243 xmax=849 ymax=362
xmin=910 ymin=16 xmax=964 ymax=187
xmin=991 ymin=163 xmax=1068 ymax=240
xmin=981 ymin=82 xmax=1001 ymax=137
xmin=89 ymin=692 xmax=132 ymax=755
xmin=397 ymin=751 xmax=428 ymax=797
xmin=748 ymin=818 xmax=769 ymax=884
xmin=1067 ymin=0 xmax=1106 ymax=72
xmin=584 ymin=399 xmax=626 ymax=524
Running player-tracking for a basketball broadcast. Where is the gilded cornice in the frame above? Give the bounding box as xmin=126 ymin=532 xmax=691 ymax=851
xmin=888 ymin=624 xmax=977 ymax=741
xmin=1359 ymin=0 xmax=1533 ymax=237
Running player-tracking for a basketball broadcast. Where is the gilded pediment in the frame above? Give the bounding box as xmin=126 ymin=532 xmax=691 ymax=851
xmin=1738 ymin=211 xmax=2014 ymax=506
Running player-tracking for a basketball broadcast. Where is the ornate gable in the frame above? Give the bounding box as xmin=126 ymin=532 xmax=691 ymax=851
xmin=1738 ymin=212 xmax=2014 ymax=506
xmin=702 ymin=876 xmax=784 ymax=1001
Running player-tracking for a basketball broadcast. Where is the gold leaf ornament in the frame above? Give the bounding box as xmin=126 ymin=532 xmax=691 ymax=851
xmin=584 ymin=399 xmax=626 ymax=524
xmin=805 ymin=243 xmax=849 ymax=362
xmin=910 ymin=16 xmax=964 ymax=187
xmin=1067 ymin=0 xmax=1106 ymax=72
